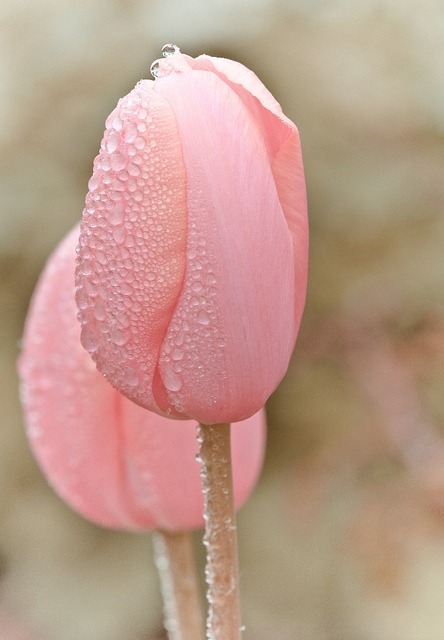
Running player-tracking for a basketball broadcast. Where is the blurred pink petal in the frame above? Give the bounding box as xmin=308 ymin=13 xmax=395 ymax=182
xmin=18 ymin=227 xmax=266 ymax=531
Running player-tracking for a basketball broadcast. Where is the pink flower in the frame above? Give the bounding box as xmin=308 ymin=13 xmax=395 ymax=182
xmin=18 ymin=227 xmax=266 ymax=531
xmin=76 ymin=50 xmax=308 ymax=424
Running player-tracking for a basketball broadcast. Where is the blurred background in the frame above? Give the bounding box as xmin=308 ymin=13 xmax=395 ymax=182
xmin=2 ymin=0 xmax=444 ymax=638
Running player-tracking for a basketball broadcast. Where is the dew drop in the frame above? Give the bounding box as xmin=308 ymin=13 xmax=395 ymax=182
xmin=134 ymin=137 xmax=146 ymax=150
xmin=123 ymin=122 xmax=138 ymax=143
xmin=163 ymin=364 xmax=182 ymax=392
xmin=111 ymin=116 xmax=123 ymax=132
xmin=174 ymin=332 xmax=184 ymax=346
xmin=172 ymin=347 xmax=184 ymax=361
xmin=111 ymin=153 xmax=126 ymax=171
xmin=197 ymin=310 xmax=210 ymax=326
xmin=75 ymin=288 xmax=88 ymax=310
xmin=127 ymin=162 xmax=140 ymax=177
xmin=150 ymin=60 xmax=160 ymax=78
xmin=84 ymin=280 xmax=97 ymax=296
xmin=79 ymin=259 xmax=92 ymax=276
xmin=191 ymin=280 xmax=203 ymax=293
xmin=106 ymin=132 xmax=119 ymax=153
xmin=162 ymin=43 xmax=181 ymax=57
xmin=101 ymin=156 xmax=111 ymax=171
xmin=80 ymin=327 xmax=98 ymax=353
xmin=109 ymin=202 xmax=124 ymax=225
xmin=125 ymin=368 xmax=139 ymax=386
xmin=112 ymin=226 xmax=126 ymax=244
xmin=121 ymin=283 xmax=133 ymax=295
xmin=93 ymin=301 xmax=106 ymax=321
xmin=117 ymin=170 xmax=128 ymax=181
xmin=87 ymin=174 xmax=100 ymax=192
xmin=110 ymin=327 xmax=128 ymax=346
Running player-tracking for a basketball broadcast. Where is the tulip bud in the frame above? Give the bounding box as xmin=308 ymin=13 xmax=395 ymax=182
xmin=76 ymin=49 xmax=308 ymax=424
xmin=18 ymin=227 xmax=266 ymax=530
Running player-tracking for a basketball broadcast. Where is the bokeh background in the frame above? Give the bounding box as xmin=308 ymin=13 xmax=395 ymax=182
xmin=2 ymin=0 xmax=444 ymax=638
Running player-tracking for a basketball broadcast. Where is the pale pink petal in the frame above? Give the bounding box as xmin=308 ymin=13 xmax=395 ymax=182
xmin=154 ymin=71 xmax=297 ymax=423
xmin=75 ymin=81 xmax=187 ymax=417
xmin=183 ymin=54 xmax=309 ymax=342
xmin=19 ymin=227 xmax=266 ymax=530
xmin=271 ymin=131 xmax=309 ymax=331
xmin=189 ymin=55 xmax=284 ymax=117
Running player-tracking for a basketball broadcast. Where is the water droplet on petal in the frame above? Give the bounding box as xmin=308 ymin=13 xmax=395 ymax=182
xmin=75 ymin=288 xmax=88 ymax=310
xmin=197 ymin=310 xmax=210 ymax=326
xmin=111 ymin=153 xmax=126 ymax=171
xmin=80 ymin=327 xmax=98 ymax=353
xmin=191 ymin=280 xmax=203 ymax=293
xmin=134 ymin=136 xmax=146 ymax=150
xmin=127 ymin=162 xmax=140 ymax=177
xmin=110 ymin=327 xmax=128 ymax=346
xmin=163 ymin=364 xmax=182 ymax=392
xmin=123 ymin=122 xmax=138 ymax=143
xmin=106 ymin=132 xmax=119 ymax=153
xmin=125 ymin=368 xmax=139 ymax=386
xmin=112 ymin=226 xmax=126 ymax=244
xmin=109 ymin=202 xmax=124 ymax=225
xmin=79 ymin=259 xmax=92 ymax=276
xmin=88 ymin=174 xmax=100 ymax=192
xmin=150 ymin=60 xmax=160 ymax=78
xmin=111 ymin=116 xmax=123 ymax=132
xmin=162 ymin=43 xmax=181 ymax=57
xmin=93 ymin=300 xmax=106 ymax=321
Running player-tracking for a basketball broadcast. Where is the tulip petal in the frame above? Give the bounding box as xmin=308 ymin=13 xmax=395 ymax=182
xmin=19 ymin=227 xmax=266 ymax=530
xmin=154 ymin=71 xmax=299 ymax=423
xmin=190 ymin=55 xmax=284 ymax=119
xmin=19 ymin=227 xmax=149 ymax=528
xmin=121 ymin=401 xmax=266 ymax=530
xmin=75 ymin=82 xmax=187 ymax=416
xmin=189 ymin=55 xmax=309 ymax=332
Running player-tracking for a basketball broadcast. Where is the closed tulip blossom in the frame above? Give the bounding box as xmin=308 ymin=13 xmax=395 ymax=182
xmin=18 ymin=226 xmax=266 ymax=532
xmin=75 ymin=46 xmax=308 ymax=425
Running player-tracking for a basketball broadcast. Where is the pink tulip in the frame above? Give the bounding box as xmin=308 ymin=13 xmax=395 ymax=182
xmin=75 ymin=49 xmax=308 ymax=425
xmin=18 ymin=226 xmax=266 ymax=530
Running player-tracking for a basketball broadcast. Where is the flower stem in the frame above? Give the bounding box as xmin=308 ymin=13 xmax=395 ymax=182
xmin=152 ymin=530 xmax=205 ymax=640
xmin=197 ymin=423 xmax=242 ymax=640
